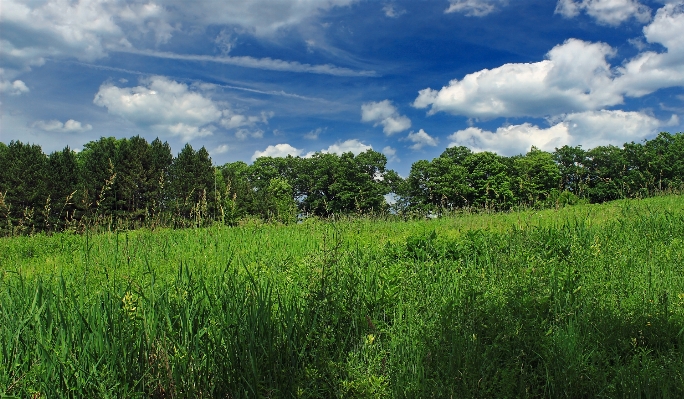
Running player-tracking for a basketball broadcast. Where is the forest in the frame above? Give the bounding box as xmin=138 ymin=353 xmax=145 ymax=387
xmin=1 ymin=131 xmax=683 ymax=235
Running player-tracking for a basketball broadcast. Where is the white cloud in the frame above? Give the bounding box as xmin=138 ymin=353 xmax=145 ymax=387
xmin=383 ymin=4 xmax=406 ymax=17
xmin=304 ymin=127 xmax=325 ymax=139
xmin=0 ymin=0 xmax=171 ymax=76
xmin=305 ymin=139 xmax=373 ymax=157
xmin=415 ymin=3 xmax=684 ymax=121
xmin=555 ymin=0 xmax=651 ymax=26
xmin=361 ymin=100 xmax=412 ymax=135
xmin=115 ymin=48 xmax=377 ymax=77
xmin=235 ymin=129 xmax=264 ymax=140
xmin=252 ymin=143 xmax=304 ymax=161
xmin=447 ymin=110 xmax=674 ymax=156
xmin=31 ymin=119 xmax=93 ymax=133
xmin=382 ymin=146 xmax=399 ymax=162
xmin=614 ymin=3 xmax=684 ymax=97
xmin=0 ymin=78 xmax=28 ymax=95
xmin=93 ymin=76 xmax=217 ymax=140
xmin=93 ymin=76 xmax=271 ymax=141
xmin=253 ymin=139 xmax=373 ymax=161
xmin=321 ymin=139 xmax=373 ymax=155
xmin=406 ymin=129 xmax=439 ymax=150
xmin=211 ymin=144 xmax=230 ymax=155
xmin=0 ymin=0 xmax=369 ymax=78
xmin=414 ymin=39 xmax=621 ymax=119
xmin=445 ymin=0 xmax=508 ymax=16
xmin=221 ymin=111 xmax=273 ymax=130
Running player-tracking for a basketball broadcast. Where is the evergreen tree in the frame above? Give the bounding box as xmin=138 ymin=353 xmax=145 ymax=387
xmin=46 ymin=147 xmax=80 ymax=231
xmin=0 ymin=141 xmax=48 ymax=233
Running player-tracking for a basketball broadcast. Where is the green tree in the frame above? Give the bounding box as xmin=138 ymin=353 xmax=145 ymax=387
xmin=45 ymin=147 xmax=81 ymax=231
xmin=113 ymin=136 xmax=151 ymax=224
xmin=266 ymin=177 xmax=297 ymax=224
xmin=0 ymin=141 xmax=48 ymax=234
xmin=220 ymin=161 xmax=255 ymax=223
xmin=169 ymin=144 xmax=214 ymax=227
xmin=463 ymin=151 xmax=514 ymax=209
xmin=79 ymin=137 xmax=119 ymax=220
xmin=553 ymin=145 xmax=588 ymax=196
xmin=512 ymin=147 xmax=561 ymax=205
xmin=148 ymin=138 xmax=173 ymax=218
xmin=585 ymin=145 xmax=627 ymax=203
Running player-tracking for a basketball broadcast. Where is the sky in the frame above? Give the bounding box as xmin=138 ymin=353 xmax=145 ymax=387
xmin=1 ymin=0 xmax=683 ymax=176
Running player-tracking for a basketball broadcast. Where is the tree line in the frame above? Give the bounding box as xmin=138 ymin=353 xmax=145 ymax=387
xmin=0 ymin=132 xmax=682 ymax=235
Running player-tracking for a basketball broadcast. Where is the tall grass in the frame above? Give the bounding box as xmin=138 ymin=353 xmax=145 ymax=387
xmin=1 ymin=195 xmax=684 ymax=397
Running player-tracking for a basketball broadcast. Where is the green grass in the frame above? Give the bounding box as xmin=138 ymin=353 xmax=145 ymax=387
xmin=1 ymin=195 xmax=684 ymax=398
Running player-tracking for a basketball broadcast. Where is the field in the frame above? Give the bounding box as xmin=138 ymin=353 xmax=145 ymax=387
xmin=2 ymin=196 xmax=684 ymax=398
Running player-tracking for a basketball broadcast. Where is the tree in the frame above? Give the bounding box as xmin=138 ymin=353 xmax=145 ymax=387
xmin=512 ymin=147 xmax=561 ymax=205
xmin=79 ymin=137 xmax=119 ymax=219
xmin=266 ymin=178 xmax=297 ymax=224
xmin=148 ymin=138 xmax=173 ymax=218
xmin=113 ymin=136 xmax=151 ymax=224
xmin=0 ymin=141 xmax=49 ymax=233
xmin=45 ymin=147 xmax=80 ymax=231
xmin=553 ymin=145 xmax=588 ymax=196
xmin=585 ymin=145 xmax=626 ymax=203
xmin=463 ymin=151 xmax=514 ymax=209
xmin=168 ymin=144 xmax=214 ymax=227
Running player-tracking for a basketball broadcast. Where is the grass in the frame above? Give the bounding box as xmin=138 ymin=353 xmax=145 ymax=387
xmin=1 ymin=195 xmax=684 ymax=397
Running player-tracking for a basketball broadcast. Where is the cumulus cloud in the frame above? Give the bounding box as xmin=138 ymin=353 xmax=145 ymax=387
xmin=555 ymin=0 xmax=651 ymax=26
xmin=31 ymin=119 xmax=93 ymax=133
xmin=416 ymin=4 xmax=684 ymax=121
xmin=319 ymin=139 xmax=373 ymax=155
xmin=0 ymin=0 xmax=171 ymax=76
xmin=253 ymin=139 xmax=373 ymax=161
xmin=0 ymin=78 xmax=29 ymax=95
xmin=93 ymin=76 xmax=269 ymax=141
xmin=361 ymin=100 xmax=412 ymax=135
xmin=613 ymin=3 xmax=684 ymax=97
xmin=447 ymin=110 xmax=675 ymax=156
xmin=414 ymin=39 xmax=620 ymax=119
xmin=211 ymin=144 xmax=230 ymax=155
xmin=252 ymin=143 xmax=304 ymax=160
xmin=406 ymin=129 xmax=439 ymax=150
xmin=382 ymin=146 xmax=399 ymax=162
xmin=445 ymin=0 xmax=508 ymax=16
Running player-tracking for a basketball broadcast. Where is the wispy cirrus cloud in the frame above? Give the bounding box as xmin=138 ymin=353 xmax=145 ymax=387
xmin=114 ymin=48 xmax=378 ymax=77
xmin=445 ymin=0 xmax=508 ymax=16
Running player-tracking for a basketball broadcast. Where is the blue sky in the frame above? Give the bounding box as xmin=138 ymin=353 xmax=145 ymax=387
xmin=1 ymin=0 xmax=683 ymax=176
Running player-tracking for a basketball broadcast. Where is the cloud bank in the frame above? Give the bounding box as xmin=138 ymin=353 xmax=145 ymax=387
xmin=415 ymin=4 xmax=684 ymax=120
xmin=447 ymin=110 xmax=677 ymax=156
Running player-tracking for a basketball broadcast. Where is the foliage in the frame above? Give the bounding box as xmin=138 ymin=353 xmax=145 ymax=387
xmin=1 ymin=132 xmax=684 ymax=236
xmin=1 ymin=195 xmax=684 ymax=397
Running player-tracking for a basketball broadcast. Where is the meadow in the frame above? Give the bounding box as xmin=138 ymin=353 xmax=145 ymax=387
xmin=1 ymin=195 xmax=684 ymax=398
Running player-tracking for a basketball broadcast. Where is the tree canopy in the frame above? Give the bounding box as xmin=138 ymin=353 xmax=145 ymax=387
xmin=0 ymin=132 xmax=683 ymax=235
